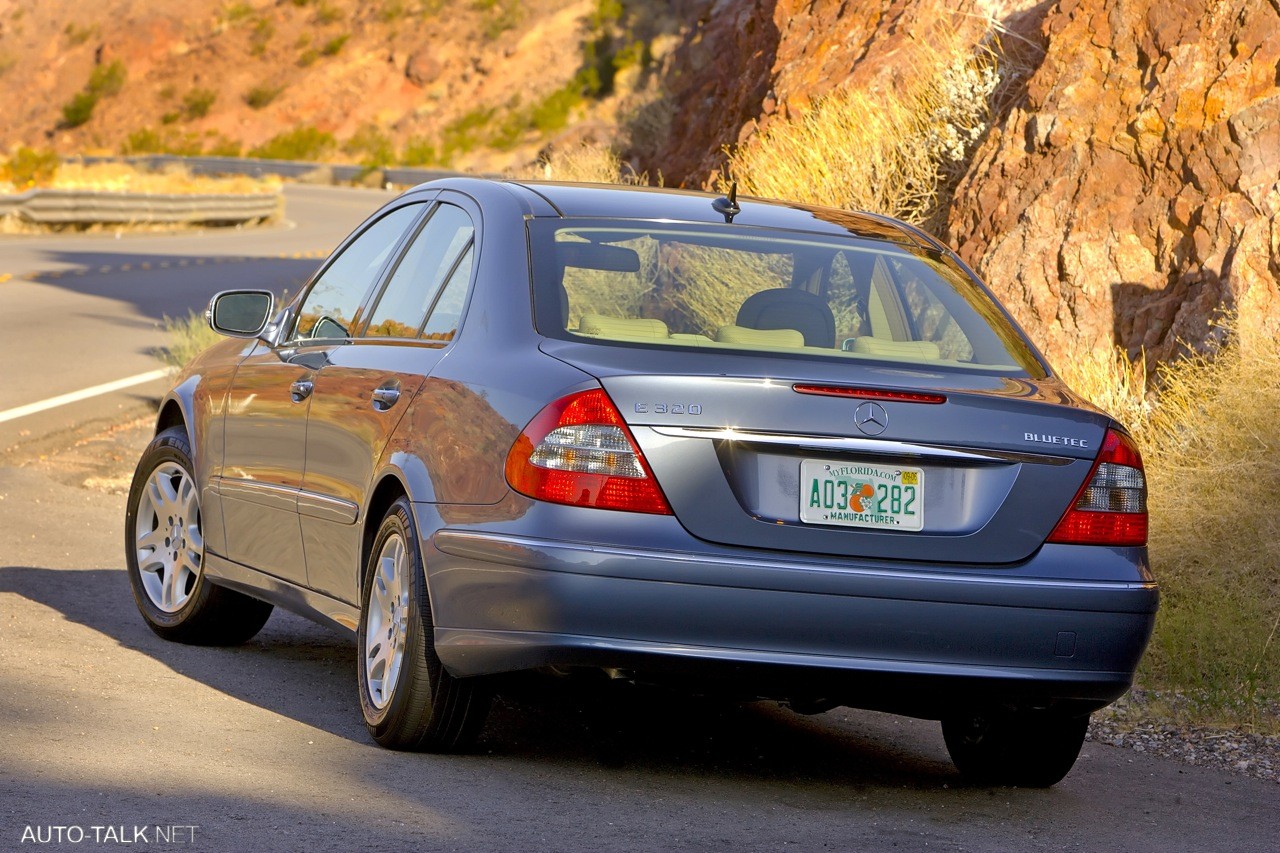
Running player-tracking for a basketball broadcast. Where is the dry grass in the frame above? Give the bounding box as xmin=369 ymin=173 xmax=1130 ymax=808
xmin=1060 ymin=317 xmax=1280 ymax=728
xmin=720 ymin=22 xmax=998 ymax=227
xmin=158 ymin=310 xmax=222 ymax=371
xmin=516 ymin=143 xmax=649 ymax=185
xmin=1 ymin=155 xmax=281 ymax=196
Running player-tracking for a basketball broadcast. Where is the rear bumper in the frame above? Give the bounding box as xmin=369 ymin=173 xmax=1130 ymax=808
xmin=424 ymin=527 xmax=1157 ymax=717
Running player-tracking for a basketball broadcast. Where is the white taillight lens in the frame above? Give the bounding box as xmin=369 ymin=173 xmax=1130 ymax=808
xmin=529 ymin=425 xmax=646 ymax=477
xmin=505 ymin=389 xmax=671 ymax=514
xmin=1048 ymin=429 xmax=1147 ymax=546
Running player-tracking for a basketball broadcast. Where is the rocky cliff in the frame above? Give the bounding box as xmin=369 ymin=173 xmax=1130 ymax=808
xmin=946 ymin=0 xmax=1279 ymax=362
xmin=643 ymin=0 xmax=1280 ymax=364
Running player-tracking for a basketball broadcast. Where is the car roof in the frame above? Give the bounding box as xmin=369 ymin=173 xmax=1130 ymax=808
xmin=421 ymin=177 xmax=934 ymax=249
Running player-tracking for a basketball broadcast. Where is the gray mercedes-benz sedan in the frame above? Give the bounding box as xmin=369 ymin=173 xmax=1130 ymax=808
xmin=125 ymin=178 xmax=1156 ymax=786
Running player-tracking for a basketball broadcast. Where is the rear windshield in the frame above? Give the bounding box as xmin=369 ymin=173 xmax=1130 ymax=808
xmin=529 ymin=219 xmax=1045 ymax=377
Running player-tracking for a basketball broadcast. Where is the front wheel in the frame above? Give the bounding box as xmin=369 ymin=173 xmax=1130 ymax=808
xmin=942 ymin=709 xmax=1089 ymax=787
xmin=357 ymin=497 xmax=491 ymax=751
xmin=125 ymin=426 xmax=273 ymax=645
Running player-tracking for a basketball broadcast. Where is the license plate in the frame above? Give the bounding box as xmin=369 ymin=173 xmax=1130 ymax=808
xmin=800 ymin=459 xmax=924 ymax=531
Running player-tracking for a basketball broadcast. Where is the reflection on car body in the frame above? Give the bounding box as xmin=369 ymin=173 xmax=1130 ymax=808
xmin=125 ymin=178 xmax=1156 ymax=787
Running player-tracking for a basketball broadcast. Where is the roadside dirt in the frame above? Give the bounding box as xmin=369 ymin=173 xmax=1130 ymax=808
xmin=6 ymin=409 xmax=154 ymax=495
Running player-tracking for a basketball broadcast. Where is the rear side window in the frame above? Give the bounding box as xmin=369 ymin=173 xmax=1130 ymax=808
xmin=529 ymin=220 xmax=1044 ymax=376
xmin=364 ymin=203 xmax=475 ymax=340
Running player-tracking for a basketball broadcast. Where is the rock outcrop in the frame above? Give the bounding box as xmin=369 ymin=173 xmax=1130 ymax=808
xmin=946 ymin=0 xmax=1280 ymax=362
xmin=647 ymin=0 xmax=1279 ymax=364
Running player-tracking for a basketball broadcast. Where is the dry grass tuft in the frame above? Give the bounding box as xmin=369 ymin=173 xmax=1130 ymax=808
xmin=720 ymin=22 xmax=998 ymax=226
xmin=159 ymin=310 xmax=222 ymax=371
xmin=516 ymin=143 xmax=649 ymax=185
xmin=1060 ymin=316 xmax=1280 ymax=728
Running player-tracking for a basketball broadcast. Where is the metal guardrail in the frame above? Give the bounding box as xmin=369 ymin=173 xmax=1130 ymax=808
xmin=0 ymin=188 xmax=281 ymax=225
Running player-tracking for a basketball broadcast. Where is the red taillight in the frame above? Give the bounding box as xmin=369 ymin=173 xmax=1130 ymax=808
xmin=1047 ymin=429 xmax=1147 ymax=546
xmin=505 ymin=388 xmax=672 ymax=514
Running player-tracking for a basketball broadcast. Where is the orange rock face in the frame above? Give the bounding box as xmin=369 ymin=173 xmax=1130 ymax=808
xmin=945 ymin=0 xmax=1280 ymax=362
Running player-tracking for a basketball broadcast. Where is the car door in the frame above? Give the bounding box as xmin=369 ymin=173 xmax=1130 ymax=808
xmin=216 ymin=200 xmax=426 ymax=583
xmin=300 ymin=200 xmax=479 ymax=602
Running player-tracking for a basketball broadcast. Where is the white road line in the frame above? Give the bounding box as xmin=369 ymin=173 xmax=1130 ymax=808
xmin=0 ymin=369 xmax=169 ymax=424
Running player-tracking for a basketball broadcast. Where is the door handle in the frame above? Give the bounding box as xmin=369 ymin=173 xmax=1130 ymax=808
xmin=290 ymin=378 xmax=314 ymax=403
xmin=371 ymin=386 xmax=401 ymax=411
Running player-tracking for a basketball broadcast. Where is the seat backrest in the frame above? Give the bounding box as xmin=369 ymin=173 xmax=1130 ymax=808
xmin=735 ymin=288 xmax=836 ymax=348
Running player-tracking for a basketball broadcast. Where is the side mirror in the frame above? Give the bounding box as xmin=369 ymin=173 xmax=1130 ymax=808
xmin=207 ymin=290 xmax=275 ymax=339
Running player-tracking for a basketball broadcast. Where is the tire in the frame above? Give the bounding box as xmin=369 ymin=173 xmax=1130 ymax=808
xmin=942 ymin=709 xmax=1089 ymax=787
xmin=357 ymin=497 xmax=491 ymax=751
xmin=125 ymin=426 xmax=273 ymax=645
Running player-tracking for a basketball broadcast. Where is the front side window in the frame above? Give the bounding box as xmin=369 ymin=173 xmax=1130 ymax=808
xmin=293 ymin=204 xmax=422 ymax=342
xmin=530 ymin=219 xmax=1044 ymax=376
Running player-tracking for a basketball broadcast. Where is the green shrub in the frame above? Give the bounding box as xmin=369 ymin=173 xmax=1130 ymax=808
xmin=313 ymin=2 xmax=343 ymax=24
xmin=222 ymin=2 xmax=253 ymax=22
xmin=87 ymin=60 xmax=126 ymax=97
xmin=244 ymin=84 xmax=285 ymax=109
xmin=321 ymin=34 xmax=348 ymax=56
xmin=297 ymin=48 xmax=319 ymax=67
xmin=61 ymin=90 xmax=98 ymax=128
xmin=2 ymin=146 xmax=60 ymax=188
xmin=182 ymin=87 xmax=217 ymax=119
xmin=248 ymin=126 xmax=336 ymax=161
xmin=343 ymin=124 xmax=395 ymax=169
xmin=249 ymin=17 xmax=274 ymax=56
xmin=400 ymin=136 xmax=439 ymax=167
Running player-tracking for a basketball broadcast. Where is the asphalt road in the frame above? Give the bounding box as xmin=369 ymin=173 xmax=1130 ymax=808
xmin=0 ymin=184 xmax=1276 ymax=852
xmin=0 ymin=184 xmax=391 ymax=456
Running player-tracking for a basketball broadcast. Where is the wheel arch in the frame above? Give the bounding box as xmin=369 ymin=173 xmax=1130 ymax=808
xmin=361 ymin=472 xmax=413 ymax=596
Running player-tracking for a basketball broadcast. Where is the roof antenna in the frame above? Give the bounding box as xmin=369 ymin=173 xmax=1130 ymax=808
xmin=712 ymin=181 xmax=741 ymax=223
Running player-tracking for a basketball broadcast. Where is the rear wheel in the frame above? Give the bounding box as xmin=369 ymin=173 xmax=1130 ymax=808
xmin=358 ymin=497 xmax=491 ymax=751
xmin=125 ymin=426 xmax=273 ymax=645
xmin=942 ymin=709 xmax=1089 ymax=787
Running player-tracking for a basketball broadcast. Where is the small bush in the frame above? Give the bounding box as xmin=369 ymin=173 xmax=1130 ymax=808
xmin=400 ymin=136 xmax=439 ymax=167
xmin=297 ymin=48 xmax=319 ymax=67
xmin=249 ymin=18 xmax=275 ymax=56
xmin=60 ymin=60 xmax=128 ymax=128
xmin=160 ymin=311 xmax=222 ymax=370
xmin=313 ymin=2 xmax=343 ymax=24
xmin=321 ymin=34 xmax=349 ymax=56
xmin=65 ymin=23 xmax=100 ymax=45
xmin=244 ymin=84 xmax=285 ymax=109
xmin=222 ymin=2 xmax=253 ymax=23
xmin=2 ymin=147 xmax=60 ymax=188
xmin=249 ymin=126 xmax=336 ymax=161
xmin=60 ymin=91 xmax=98 ymax=128
xmin=182 ymin=87 xmax=217 ymax=119
xmin=122 ymin=127 xmax=164 ymax=154
xmin=87 ymin=60 xmax=126 ymax=97
xmin=343 ymin=124 xmax=395 ymax=169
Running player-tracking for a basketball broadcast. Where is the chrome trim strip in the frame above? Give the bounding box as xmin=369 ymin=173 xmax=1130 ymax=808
xmin=649 ymin=426 xmax=1074 ymax=465
xmin=297 ymin=489 xmax=359 ymax=524
xmin=215 ymin=477 xmax=299 ymax=512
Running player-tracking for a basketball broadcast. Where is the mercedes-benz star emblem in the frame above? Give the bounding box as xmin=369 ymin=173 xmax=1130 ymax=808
xmin=853 ymin=401 xmax=889 ymax=436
